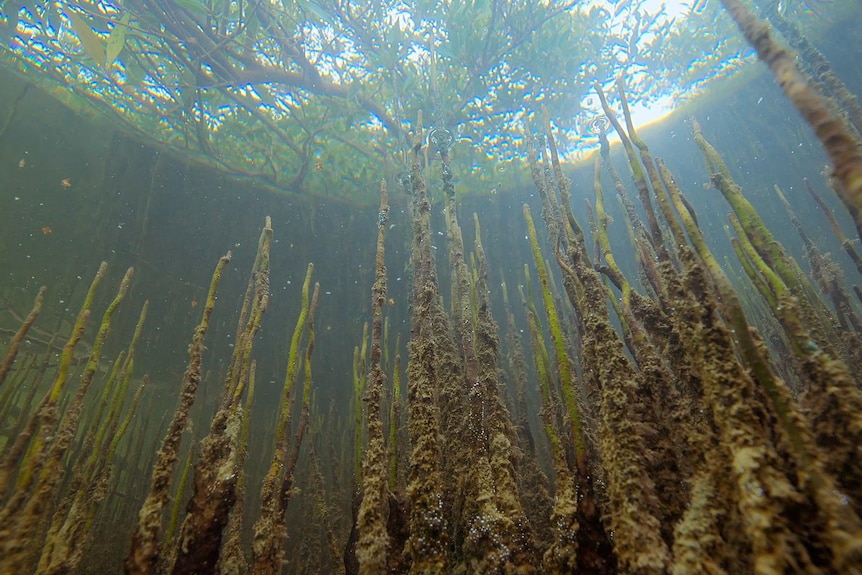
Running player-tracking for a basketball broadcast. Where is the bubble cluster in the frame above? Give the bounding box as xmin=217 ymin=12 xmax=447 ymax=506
xmin=584 ymin=114 xmax=611 ymax=136
xmin=427 ymin=126 xmax=454 ymax=151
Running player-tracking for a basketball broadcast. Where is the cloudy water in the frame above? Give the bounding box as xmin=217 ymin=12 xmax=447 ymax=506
xmin=1 ymin=0 xmax=861 ymax=573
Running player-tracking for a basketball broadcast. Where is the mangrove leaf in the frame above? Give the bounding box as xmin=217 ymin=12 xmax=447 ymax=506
xmin=106 ymin=13 xmax=130 ymax=67
xmin=67 ymin=9 xmax=106 ymax=68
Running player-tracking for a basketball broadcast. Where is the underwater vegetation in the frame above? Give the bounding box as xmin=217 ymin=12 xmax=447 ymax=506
xmin=1 ymin=1 xmax=862 ymax=575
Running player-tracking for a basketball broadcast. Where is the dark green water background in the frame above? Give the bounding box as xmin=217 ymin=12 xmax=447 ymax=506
xmin=1 ymin=12 xmax=861 ymax=568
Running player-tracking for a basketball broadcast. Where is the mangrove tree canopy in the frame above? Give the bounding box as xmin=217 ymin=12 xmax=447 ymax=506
xmin=0 ymin=0 xmax=750 ymax=202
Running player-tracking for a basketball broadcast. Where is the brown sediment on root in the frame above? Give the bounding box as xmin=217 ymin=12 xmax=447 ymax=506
xmin=169 ymin=408 xmax=240 ymax=575
xmin=518 ymin=281 xmax=579 ymax=573
xmin=533 ymin=121 xmax=667 ymax=573
xmin=683 ymin=138 xmax=862 ymax=531
xmin=253 ymin=248 xmax=317 ymax=575
xmin=555 ymin=247 xmax=670 ymax=575
xmin=674 ymin=250 xmax=814 ymax=572
xmin=594 ymin=84 xmax=666 ymax=256
xmin=356 ymin=180 xmax=391 ymax=575
xmin=0 ymin=264 xmax=130 ymax=574
xmin=692 ymin=123 xmax=847 ymax=372
xmin=436 ymin=149 xmax=485 ymax=569
xmin=403 ymin=122 xmax=449 ymax=574
xmin=675 ymin=218 xmax=862 ymax=572
xmin=720 ymin=0 xmax=862 ymax=240
xmin=171 ymin=218 xmax=272 ymax=575
xmin=125 ymin=251 xmax=230 ymax=575
xmin=593 ymin=144 xmax=702 ymax=546
xmin=774 ymin=183 xmax=862 ymax=344
xmin=464 ymin=212 xmax=538 ymax=573
xmin=670 ymin=449 xmax=748 ymax=575
xmin=805 ymin=177 xmax=862 ymax=279
xmin=219 ymin=363 xmax=253 ymax=575
xmin=524 ymin=132 xmax=616 ymax=572
xmin=779 ymin=290 xmax=862 ymax=512
xmin=759 ymin=2 xmax=862 ymax=138
xmin=501 ymin=281 xmax=554 ymax=552
xmin=39 ymin=301 xmax=149 ymax=575
xmin=0 ymin=286 xmax=45 ymax=389
xmin=414 ymin=148 xmax=525 ymax=573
